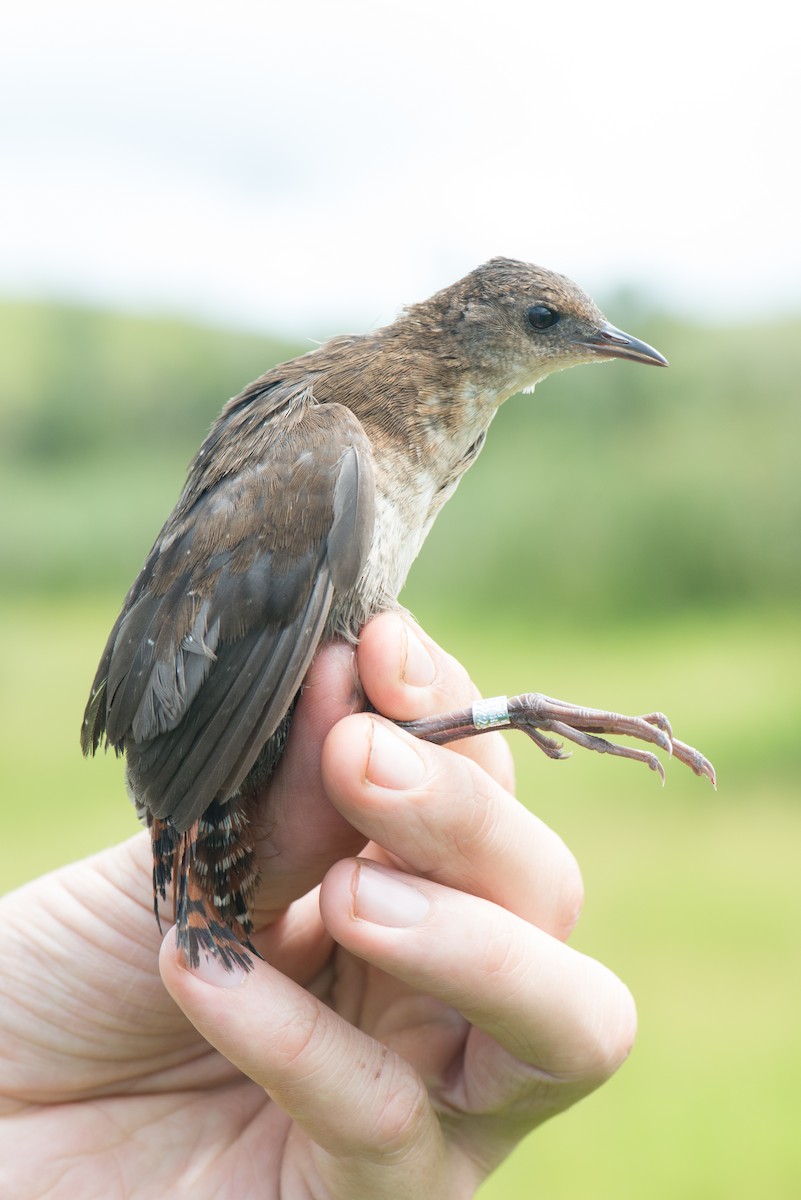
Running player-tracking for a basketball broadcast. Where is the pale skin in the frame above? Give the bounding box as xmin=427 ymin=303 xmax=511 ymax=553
xmin=0 ymin=613 xmax=636 ymax=1198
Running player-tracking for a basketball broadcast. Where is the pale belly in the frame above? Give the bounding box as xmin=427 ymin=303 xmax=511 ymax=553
xmin=327 ymin=467 xmax=451 ymax=640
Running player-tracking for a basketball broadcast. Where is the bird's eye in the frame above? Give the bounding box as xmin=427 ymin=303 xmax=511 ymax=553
xmin=526 ymin=305 xmax=560 ymax=331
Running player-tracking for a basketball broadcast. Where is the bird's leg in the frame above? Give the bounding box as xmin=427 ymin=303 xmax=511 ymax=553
xmin=398 ymin=693 xmax=716 ymax=787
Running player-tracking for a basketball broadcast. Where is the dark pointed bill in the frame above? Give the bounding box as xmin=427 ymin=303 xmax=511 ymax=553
xmin=577 ymin=323 xmax=669 ymax=367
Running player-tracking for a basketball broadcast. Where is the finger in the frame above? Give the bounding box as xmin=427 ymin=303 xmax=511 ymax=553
xmin=250 ymin=640 xmax=368 ymax=922
xmin=320 ymin=859 xmax=636 ymax=1098
xmin=358 ymin=613 xmax=515 ymax=792
xmin=322 ymin=713 xmax=582 ymax=939
xmin=251 ymin=613 xmax=516 ymax=924
xmin=160 ymin=934 xmax=462 ymax=1200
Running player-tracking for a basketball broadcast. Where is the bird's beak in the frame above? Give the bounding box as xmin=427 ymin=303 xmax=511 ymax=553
xmin=576 ymin=323 xmax=669 ymax=367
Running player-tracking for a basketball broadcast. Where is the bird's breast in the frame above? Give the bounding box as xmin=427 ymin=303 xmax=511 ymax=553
xmin=326 ymin=389 xmax=499 ymax=640
xmin=326 ymin=461 xmax=444 ymax=639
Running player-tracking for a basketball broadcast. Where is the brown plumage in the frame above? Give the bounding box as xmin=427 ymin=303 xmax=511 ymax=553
xmin=82 ymin=258 xmax=709 ymax=971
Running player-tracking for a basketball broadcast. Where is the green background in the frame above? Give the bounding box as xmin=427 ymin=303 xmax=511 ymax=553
xmin=1 ymin=299 xmax=799 ymax=1196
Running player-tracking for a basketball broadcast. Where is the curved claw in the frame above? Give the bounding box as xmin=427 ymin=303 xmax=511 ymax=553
xmin=642 ymin=711 xmax=674 ymax=742
xmin=671 ymin=738 xmax=717 ymax=788
xmin=510 ymin=694 xmax=674 ymax=755
xmin=547 ymin=721 xmax=667 ymax=783
xmin=520 ymin=726 xmax=571 ymax=760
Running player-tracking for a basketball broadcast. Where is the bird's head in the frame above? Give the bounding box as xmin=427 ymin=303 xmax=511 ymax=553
xmin=408 ymin=257 xmax=667 ymax=402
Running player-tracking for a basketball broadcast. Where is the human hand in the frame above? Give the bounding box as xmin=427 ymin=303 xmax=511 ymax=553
xmin=0 ymin=613 xmax=636 ymax=1198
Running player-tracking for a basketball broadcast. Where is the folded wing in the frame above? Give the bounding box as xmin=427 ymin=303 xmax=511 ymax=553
xmin=81 ymin=386 xmax=375 ymax=832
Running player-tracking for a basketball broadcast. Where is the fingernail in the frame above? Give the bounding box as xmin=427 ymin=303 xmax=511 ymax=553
xmin=353 ymin=861 xmax=430 ymax=927
xmin=366 ymin=719 xmax=426 ymax=789
xmin=190 ymin=952 xmax=248 ymax=989
xmin=401 ymin=624 xmax=436 ymax=687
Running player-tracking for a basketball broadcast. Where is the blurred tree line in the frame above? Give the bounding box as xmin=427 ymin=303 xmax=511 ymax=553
xmin=1 ymin=298 xmax=798 ymax=623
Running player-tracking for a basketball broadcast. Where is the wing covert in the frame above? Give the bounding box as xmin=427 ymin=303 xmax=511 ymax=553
xmin=81 ymin=387 xmax=375 ymax=832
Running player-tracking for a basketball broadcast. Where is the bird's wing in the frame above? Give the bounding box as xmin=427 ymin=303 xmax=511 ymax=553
xmin=81 ymin=389 xmax=375 ymax=832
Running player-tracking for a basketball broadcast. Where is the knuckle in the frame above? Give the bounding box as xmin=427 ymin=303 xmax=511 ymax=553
xmin=576 ymin=970 xmax=638 ymax=1079
xmin=366 ymin=1068 xmax=433 ymax=1160
xmin=429 ymin=646 xmax=477 ymax=711
xmin=272 ymin=995 xmax=326 ymax=1075
xmin=476 ymin=908 xmax=527 ymax=982
xmin=455 ymin=729 xmax=516 ymax=793
xmin=426 ymin=758 xmax=502 ymax=871
xmin=551 ymin=845 xmax=585 ymax=940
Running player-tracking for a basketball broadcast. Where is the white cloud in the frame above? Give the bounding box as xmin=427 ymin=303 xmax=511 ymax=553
xmin=2 ymin=0 xmax=798 ymax=333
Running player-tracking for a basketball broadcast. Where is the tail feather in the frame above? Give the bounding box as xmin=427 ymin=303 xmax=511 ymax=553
xmin=148 ymin=801 xmax=259 ymax=972
xmin=150 ymin=816 xmax=180 ymax=932
xmin=193 ymin=798 xmax=259 ymax=934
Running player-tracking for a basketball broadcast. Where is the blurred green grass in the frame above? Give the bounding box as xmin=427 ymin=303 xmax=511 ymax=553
xmin=1 ymin=298 xmax=799 ymax=1197
xmin=2 ymin=299 xmax=800 ymax=615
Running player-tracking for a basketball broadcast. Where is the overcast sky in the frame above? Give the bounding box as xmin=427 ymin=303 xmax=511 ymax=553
xmin=2 ymin=0 xmax=797 ymax=337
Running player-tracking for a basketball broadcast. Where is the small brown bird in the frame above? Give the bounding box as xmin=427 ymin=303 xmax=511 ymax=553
xmin=82 ymin=258 xmax=714 ymax=970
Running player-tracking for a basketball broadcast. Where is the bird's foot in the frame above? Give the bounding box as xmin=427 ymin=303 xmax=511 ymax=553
xmin=398 ymin=692 xmax=716 ymax=787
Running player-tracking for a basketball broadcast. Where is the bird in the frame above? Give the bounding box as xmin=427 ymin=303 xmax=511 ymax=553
xmin=81 ymin=257 xmax=715 ymax=971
